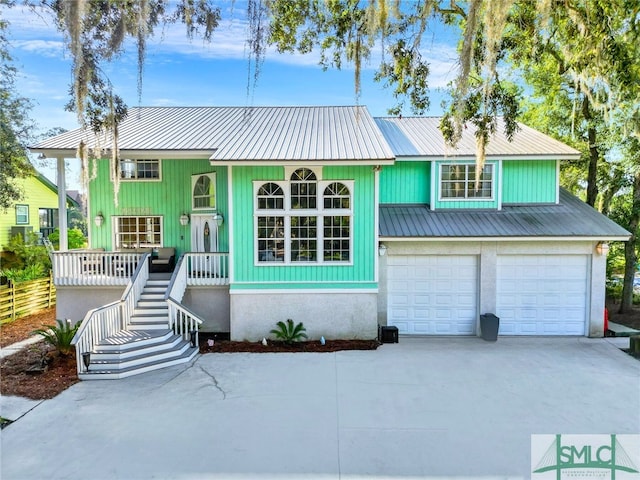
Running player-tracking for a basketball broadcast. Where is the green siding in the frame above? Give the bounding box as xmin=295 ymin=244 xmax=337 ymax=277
xmin=0 ymin=176 xmax=59 ymax=250
xmin=379 ymin=161 xmax=430 ymax=204
xmin=432 ymin=160 xmax=500 ymax=209
xmin=88 ymin=159 xmax=228 ymax=255
xmin=502 ymin=160 xmax=557 ymax=204
xmin=231 ymin=165 xmax=376 ymax=288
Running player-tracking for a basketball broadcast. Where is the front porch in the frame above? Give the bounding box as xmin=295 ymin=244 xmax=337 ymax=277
xmin=50 ymin=251 xmax=229 ymax=379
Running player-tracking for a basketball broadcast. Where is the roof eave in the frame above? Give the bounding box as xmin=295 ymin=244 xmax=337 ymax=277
xmin=30 ymin=148 xmax=217 ymax=160
xmin=394 ymin=154 xmax=581 ymax=161
xmin=379 ymin=235 xmax=631 ymax=242
xmin=209 ymin=158 xmax=396 ymax=166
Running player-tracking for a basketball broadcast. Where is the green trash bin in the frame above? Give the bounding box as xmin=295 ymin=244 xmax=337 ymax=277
xmin=480 ymin=313 xmax=499 ymax=341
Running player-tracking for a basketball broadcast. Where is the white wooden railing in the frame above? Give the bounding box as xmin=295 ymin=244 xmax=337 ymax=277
xmin=185 ymin=252 xmax=229 ymax=286
xmin=71 ymin=255 xmax=151 ymax=373
xmin=52 ymin=251 xmax=144 ymax=286
xmin=166 ymin=255 xmax=203 ymax=345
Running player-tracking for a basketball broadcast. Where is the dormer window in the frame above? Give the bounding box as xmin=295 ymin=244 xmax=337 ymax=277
xmin=440 ymin=163 xmax=493 ymax=200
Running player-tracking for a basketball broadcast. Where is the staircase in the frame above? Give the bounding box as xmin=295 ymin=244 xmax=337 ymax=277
xmin=79 ymin=275 xmax=199 ymax=380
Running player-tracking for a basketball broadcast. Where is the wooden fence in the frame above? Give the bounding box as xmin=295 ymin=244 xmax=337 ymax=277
xmin=0 ymin=273 xmax=56 ymax=323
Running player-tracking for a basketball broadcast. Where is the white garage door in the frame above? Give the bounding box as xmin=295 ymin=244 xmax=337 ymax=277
xmin=387 ymin=255 xmax=478 ymax=335
xmin=497 ymin=255 xmax=588 ymax=335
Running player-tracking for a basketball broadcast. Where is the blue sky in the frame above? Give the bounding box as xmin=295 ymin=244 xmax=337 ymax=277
xmin=3 ymin=2 xmax=460 ymax=189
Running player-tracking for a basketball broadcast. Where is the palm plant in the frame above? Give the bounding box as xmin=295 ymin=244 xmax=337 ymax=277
xmin=269 ymin=319 xmax=308 ymax=345
xmin=32 ymin=319 xmax=80 ymax=356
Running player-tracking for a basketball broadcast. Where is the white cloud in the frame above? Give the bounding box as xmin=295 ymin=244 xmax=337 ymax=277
xmin=12 ymin=39 xmax=65 ymax=57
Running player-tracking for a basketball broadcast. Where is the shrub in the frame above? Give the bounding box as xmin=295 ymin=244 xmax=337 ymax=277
xmin=0 ymin=263 xmax=46 ymax=282
xmin=269 ymin=319 xmax=308 ymax=344
xmin=32 ymin=319 xmax=80 ymax=356
xmin=48 ymin=228 xmax=87 ymax=250
xmin=3 ymin=233 xmax=51 ymax=272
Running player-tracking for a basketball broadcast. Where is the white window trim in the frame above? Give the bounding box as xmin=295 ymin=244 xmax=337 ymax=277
xmin=113 ymin=215 xmax=164 ymax=249
xmin=119 ymin=159 xmax=162 ymax=182
xmin=438 ymin=162 xmax=495 ymax=202
xmin=252 ymin=173 xmax=354 ymax=266
xmin=15 ymin=204 xmax=29 ymax=224
xmin=192 ymin=172 xmax=217 ymax=211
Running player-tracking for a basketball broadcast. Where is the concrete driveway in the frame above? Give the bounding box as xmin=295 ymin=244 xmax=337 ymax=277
xmin=1 ymin=337 xmax=639 ymax=479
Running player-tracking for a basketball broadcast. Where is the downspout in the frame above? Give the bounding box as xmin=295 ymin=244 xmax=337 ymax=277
xmin=56 ymin=156 xmax=68 ymax=251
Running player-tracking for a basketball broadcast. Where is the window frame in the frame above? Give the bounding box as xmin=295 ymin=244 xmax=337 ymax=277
xmin=253 ymin=170 xmax=353 ymax=266
xmin=439 ymin=163 xmax=494 ymax=201
xmin=15 ymin=204 xmax=29 ymax=224
xmin=192 ymin=173 xmax=217 ymax=211
xmin=113 ymin=216 xmax=163 ymax=249
xmin=119 ymin=158 xmax=162 ymax=181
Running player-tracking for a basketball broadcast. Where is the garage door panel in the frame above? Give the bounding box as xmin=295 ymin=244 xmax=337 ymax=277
xmin=388 ymin=255 xmax=478 ymax=336
xmin=497 ymin=255 xmax=587 ymax=336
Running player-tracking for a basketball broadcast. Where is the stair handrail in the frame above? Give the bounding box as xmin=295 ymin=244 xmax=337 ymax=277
xmin=71 ymin=301 xmax=121 ymax=374
xmin=120 ymin=254 xmax=151 ymax=330
xmin=165 ymin=254 xmax=203 ymax=345
xmin=70 ymin=253 xmax=151 ymax=374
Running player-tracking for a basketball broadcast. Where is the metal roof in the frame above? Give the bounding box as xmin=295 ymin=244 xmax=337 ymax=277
xmin=379 ymin=189 xmax=630 ymax=240
xmin=32 ymin=106 xmax=395 ymax=163
xmin=374 ymin=117 xmax=581 ymax=159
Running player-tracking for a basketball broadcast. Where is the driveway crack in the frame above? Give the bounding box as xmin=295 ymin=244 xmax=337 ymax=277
xmin=198 ymin=365 xmax=227 ymax=399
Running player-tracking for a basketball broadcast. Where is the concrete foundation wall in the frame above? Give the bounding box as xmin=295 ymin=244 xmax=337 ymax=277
xmin=378 ymin=240 xmax=604 ymax=337
xmin=230 ymin=291 xmax=378 ymax=341
xmin=182 ymin=286 xmax=230 ymax=333
xmin=56 ymin=287 xmax=124 ymax=323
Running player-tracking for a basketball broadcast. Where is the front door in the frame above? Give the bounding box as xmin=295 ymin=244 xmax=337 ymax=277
xmin=191 ymin=214 xmax=218 ymax=253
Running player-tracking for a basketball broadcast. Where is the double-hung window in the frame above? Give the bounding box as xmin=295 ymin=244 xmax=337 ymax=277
xmin=255 ymin=168 xmax=352 ymax=264
xmin=440 ymin=163 xmax=493 ymax=200
xmin=120 ymin=159 xmax=161 ymax=180
xmin=15 ymin=205 xmax=29 ymax=224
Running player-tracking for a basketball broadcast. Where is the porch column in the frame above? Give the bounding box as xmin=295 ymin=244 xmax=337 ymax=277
xmin=56 ymin=156 xmax=68 ymax=251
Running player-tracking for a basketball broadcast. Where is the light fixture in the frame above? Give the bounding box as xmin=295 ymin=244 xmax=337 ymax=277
xmin=213 ymin=212 xmax=224 ymax=227
xmin=179 ymin=213 xmax=190 ymax=226
xmin=94 ymin=212 xmax=104 ymax=227
xmin=189 ymin=330 xmax=198 ymax=348
xmin=82 ymin=352 xmax=91 ymax=372
xmin=37 ymin=153 xmax=46 ymax=160
xmin=378 ymin=243 xmax=387 ymax=256
xmin=596 ymin=242 xmax=610 ymax=256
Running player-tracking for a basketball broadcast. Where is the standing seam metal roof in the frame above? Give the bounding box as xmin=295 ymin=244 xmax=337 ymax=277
xmin=379 ymin=189 xmax=630 ymax=239
xmin=32 ymin=106 xmax=396 ymax=162
xmin=374 ymin=117 xmax=581 ymax=158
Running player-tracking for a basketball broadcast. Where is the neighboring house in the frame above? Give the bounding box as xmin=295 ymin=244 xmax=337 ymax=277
xmin=0 ymin=172 xmax=79 ymax=251
xmin=31 ymin=106 xmax=629 ymax=378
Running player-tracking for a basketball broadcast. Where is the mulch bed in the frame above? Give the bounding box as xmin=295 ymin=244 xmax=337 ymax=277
xmin=199 ymin=337 xmax=380 ymax=353
xmin=0 ymin=307 xmax=57 ymax=348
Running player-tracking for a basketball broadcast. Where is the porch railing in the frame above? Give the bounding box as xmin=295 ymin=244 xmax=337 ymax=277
xmin=166 ymin=255 xmax=203 ymax=346
xmin=185 ymin=252 xmax=229 ymax=286
xmin=71 ymin=255 xmax=151 ymax=374
xmin=52 ymin=251 xmax=144 ymax=286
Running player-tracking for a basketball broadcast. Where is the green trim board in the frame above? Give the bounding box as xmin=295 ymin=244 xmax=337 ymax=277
xmin=230 ymin=282 xmax=378 ymax=290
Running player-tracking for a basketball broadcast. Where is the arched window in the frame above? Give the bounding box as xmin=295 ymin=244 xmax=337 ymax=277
xmin=323 ymin=182 xmax=350 ymax=209
xmin=290 ymin=168 xmax=317 ymax=209
xmin=323 ymin=182 xmax=351 ymax=261
xmin=257 ymin=182 xmax=284 ymax=210
xmin=192 ymin=173 xmax=217 ymax=210
xmin=254 ymin=170 xmax=352 ymax=264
